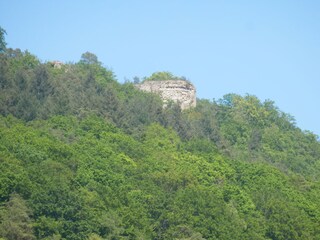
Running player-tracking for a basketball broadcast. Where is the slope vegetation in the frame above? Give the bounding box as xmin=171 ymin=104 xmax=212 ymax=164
xmin=0 ymin=48 xmax=320 ymax=240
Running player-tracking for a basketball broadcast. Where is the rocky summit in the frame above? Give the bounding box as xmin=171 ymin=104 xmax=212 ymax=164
xmin=136 ymin=80 xmax=196 ymax=110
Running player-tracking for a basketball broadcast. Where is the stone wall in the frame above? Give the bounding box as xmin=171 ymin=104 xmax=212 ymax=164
xmin=136 ymin=80 xmax=196 ymax=110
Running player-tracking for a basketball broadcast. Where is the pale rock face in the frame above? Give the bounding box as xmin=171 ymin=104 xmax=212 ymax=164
xmin=136 ymin=80 xmax=196 ymax=110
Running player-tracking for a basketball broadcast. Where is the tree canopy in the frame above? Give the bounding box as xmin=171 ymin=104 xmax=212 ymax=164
xmin=0 ymin=27 xmax=320 ymax=239
xmin=144 ymin=71 xmax=185 ymax=81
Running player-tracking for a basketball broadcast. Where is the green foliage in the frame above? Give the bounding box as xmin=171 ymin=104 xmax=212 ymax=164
xmin=0 ymin=193 xmax=35 ymax=240
xmin=0 ymin=46 xmax=320 ymax=239
xmin=0 ymin=109 xmax=319 ymax=239
xmin=0 ymin=27 xmax=6 ymax=52
xmin=144 ymin=71 xmax=183 ymax=81
xmin=0 ymin=153 xmax=31 ymax=201
xmin=79 ymin=52 xmax=100 ymax=65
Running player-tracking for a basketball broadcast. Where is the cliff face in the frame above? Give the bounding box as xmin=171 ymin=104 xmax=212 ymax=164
xmin=136 ymin=80 xmax=196 ymax=110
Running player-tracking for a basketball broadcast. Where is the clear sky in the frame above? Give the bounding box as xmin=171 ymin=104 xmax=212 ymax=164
xmin=1 ymin=0 xmax=320 ymax=136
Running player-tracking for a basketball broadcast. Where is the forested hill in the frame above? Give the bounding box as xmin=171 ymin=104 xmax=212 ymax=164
xmin=1 ymin=43 xmax=320 ymax=239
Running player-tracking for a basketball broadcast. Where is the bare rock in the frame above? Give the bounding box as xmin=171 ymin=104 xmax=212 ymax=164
xmin=136 ymin=80 xmax=196 ymax=110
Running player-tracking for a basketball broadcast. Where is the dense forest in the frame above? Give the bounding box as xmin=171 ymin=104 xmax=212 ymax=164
xmin=0 ymin=28 xmax=320 ymax=240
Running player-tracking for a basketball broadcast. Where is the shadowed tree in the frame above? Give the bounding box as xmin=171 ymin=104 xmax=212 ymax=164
xmin=79 ymin=52 xmax=100 ymax=65
xmin=0 ymin=27 xmax=6 ymax=52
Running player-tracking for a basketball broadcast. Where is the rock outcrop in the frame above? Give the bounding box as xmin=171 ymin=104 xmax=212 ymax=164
xmin=136 ymin=80 xmax=196 ymax=110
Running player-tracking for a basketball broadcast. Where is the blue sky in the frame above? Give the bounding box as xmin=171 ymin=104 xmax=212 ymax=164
xmin=1 ymin=0 xmax=320 ymax=135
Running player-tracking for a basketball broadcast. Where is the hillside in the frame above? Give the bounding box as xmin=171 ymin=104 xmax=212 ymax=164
xmin=0 ymin=44 xmax=320 ymax=239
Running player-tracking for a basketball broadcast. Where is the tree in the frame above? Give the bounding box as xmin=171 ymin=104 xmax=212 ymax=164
xmin=133 ymin=76 xmax=140 ymax=84
xmin=0 ymin=193 xmax=35 ymax=240
xmin=31 ymin=65 xmax=51 ymax=101
xmin=0 ymin=27 xmax=6 ymax=52
xmin=79 ymin=52 xmax=100 ymax=65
